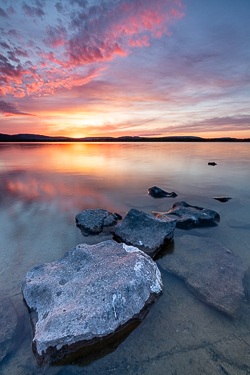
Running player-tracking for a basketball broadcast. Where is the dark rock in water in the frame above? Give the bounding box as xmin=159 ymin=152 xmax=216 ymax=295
xmin=213 ymin=197 xmax=232 ymax=203
xmin=158 ymin=235 xmax=247 ymax=317
xmin=114 ymin=208 xmax=175 ymax=258
xmin=148 ymin=186 xmax=177 ymax=198
xmin=75 ymin=209 xmax=122 ymax=236
xmin=0 ymin=298 xmax=17 ymax=362
xmin=208 ymin=162 xmax=217 ymax=166
xmin=153 ymin=201 xmax=220 ymax=229
xmin=22 ymin=240 xmax=163 ymax=366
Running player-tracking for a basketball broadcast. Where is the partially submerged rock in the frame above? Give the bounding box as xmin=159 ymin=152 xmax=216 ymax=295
xmin=208 ymin=162 xmax=217 ymax=166
xmin=148 ymin=186 xmax=177 ymax=198
xmin=158 ymin=235 xmax=247 ymax=317
xmin=22 ymin=240 xmax=163 ymax=365
xmin=228 ymin=219 xmax=250 ymax=230
xmin=153 ymin=201 xmax=220 ymax=229
xmin=114 ymin=208 xmax=175 ymax=258
xmin=213 ymin=197 xmax=232 ymax=203
xmin=75 ymin=209 xmax=122 ymax=236
xmin=0 ymin=298 xmax=17 ymax=362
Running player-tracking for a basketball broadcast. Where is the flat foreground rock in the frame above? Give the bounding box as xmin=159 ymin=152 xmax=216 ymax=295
xmin=153 ymin=201 xmax=220 ymax=229
xmin=114 ymin=208 xmax=176 ymax=258
xmin=75 ymin=209 xmax=122 ymax=235
xmin=22 ymin=240 xmax=163 ymax=365
xmin=148 ymin=186 xmax=177 ymax=198
xmin=158 ymin=235 xmax=247 ymax=317
xmin=0 ymin=298 xmax=17 ymax=362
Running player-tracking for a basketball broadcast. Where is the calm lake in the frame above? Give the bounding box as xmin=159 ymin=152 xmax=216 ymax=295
xmin=0 ymin=142 xmax=250 ymax=375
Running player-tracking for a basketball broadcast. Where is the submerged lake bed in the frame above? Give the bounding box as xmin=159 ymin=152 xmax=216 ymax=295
xmin=0 ymin=142 xmax=250 ymax=375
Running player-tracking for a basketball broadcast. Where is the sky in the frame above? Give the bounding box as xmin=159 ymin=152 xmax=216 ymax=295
xmin=0 ymin=0 xmax=250 ymax=138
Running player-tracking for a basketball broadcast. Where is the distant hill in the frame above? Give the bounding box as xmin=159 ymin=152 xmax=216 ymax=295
xmin=0 ymin=133 xmax=249 ymax=142
xmin=0 ymin=133 xmax=71 ymax=142
xmin=17 ymin=134 xmax=71 ymax=141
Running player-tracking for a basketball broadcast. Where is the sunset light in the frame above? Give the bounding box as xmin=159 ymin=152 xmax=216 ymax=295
xmin=1 ymin=2 xmax=250 ymax=371
xmin=0 ymin=0 xmax=250 ymax=138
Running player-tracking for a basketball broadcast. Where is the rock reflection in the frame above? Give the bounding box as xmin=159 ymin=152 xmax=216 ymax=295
xmin=51 ymin=321 xmax=140 ymax=367
xmin=154 ymin=240 xmax=175 ymax=260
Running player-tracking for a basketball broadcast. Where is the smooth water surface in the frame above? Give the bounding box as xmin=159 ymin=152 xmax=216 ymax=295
xmin=0 ymin=142 xmax=250 ymax=375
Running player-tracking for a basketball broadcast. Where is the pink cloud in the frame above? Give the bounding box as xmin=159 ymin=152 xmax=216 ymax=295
xmin=0 ymin=0 xmax=184 ymax=99
xmin=113 ymin=43 xmax=127 ymax=56
xmin=128 ymin=35 xmax=150 ymax=47
xmin=0 ymin=99 xmax=35 ymax=116
xmin=43 ymin=25 xmax=67 ymax=48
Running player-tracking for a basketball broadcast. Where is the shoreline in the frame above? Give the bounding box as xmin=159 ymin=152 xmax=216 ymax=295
xmin=1 ymin=136 xmax=250 ymax=143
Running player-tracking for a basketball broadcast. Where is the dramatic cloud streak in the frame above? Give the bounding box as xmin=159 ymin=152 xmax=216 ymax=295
xmin=0 ymin=99 xmax=35 ymax=117
xmin=0 ymin=0 xmax=184 ymax=98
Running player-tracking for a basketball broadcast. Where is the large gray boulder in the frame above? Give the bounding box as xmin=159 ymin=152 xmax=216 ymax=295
xmin=75 ymin=209 xmax=122 ymax=235
xmin=158 ymin=235 xmax=247 ymax=317
xmin=22 ymin=240 xmax=163 ymax=365
xmin=153 ymin=201 xmax=220 ymax=229
xmin=114 ymin=208 xmax=176 ymax=258
xmin=0 ymin=298 xmax=17 ymax=362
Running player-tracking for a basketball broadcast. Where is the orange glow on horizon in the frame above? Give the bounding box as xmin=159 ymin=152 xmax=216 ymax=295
xmin=44 ymin=128 xmax=250 ymax=140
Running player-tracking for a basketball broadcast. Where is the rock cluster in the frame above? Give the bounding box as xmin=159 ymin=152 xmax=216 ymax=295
xmin=22 ymin=240 xmax=163 ymax=365
xmin=22 ymin=188 xmax=247 ymax=366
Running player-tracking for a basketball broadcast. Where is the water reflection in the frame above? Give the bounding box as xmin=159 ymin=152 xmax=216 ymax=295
xmin=1 ymin=142 xmax=250 ymax=214
xmin=0 ymin=142 xmax=250 ymax=374
xmin=0 ymin=169 xmax=113 ymax=213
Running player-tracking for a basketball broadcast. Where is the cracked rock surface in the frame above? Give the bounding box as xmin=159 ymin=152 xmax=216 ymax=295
xmin=158 ymin=235 xmax=247 ymax=317
xmin=114 ymin=208 xmax=176 ymax=258
xmin=75 ymin=209 xmax=122 ymax=235
xmin=22 ymin=240 xmax=163 ymax=365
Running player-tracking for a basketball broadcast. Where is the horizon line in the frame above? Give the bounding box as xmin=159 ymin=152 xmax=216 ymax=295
xmin=0 ymin=133 xmax=250 ymax=142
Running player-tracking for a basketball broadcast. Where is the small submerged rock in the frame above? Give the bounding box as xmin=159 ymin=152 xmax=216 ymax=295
xmin=158 ymin=235 xmax=247 ymax=317
xmin=153 ymin=201 xmax=220 ymax=229
xmin=148 ymin=186 xmax=177 ymax=198
xmin=22 ymin=240 xmax=163 ymax=365
xmin=208 ymin=162 xmax=217 ymax=166
xmin=0 ymin=298 xmax=17 ymax=362
xmin=114 ymin=208 xmax=175 ymax=258
xmin=75 ymin=209 xmax=122 ymax=236
xmin=228 ymin=219 xmax=250 ymax=230
xmin=213 ymin=197 xmax=232 ymax=203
